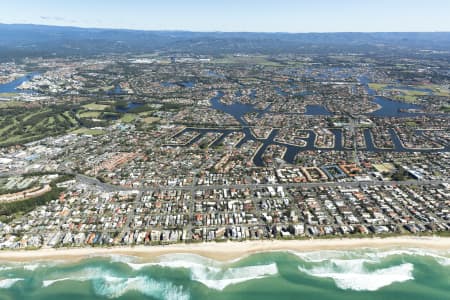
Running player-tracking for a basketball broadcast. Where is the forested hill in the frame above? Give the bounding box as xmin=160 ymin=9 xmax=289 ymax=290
xmin=1 ymin=24 xmax=449 ymax=60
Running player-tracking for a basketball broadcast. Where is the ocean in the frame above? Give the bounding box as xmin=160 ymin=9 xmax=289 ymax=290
xmin=0 ymin=248 xmax=449 ymax=300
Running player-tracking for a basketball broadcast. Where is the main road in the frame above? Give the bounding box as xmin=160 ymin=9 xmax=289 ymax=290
xmin=74 ymin=173 xmax=448 ymax=193
xmin=1 ymin=171 xmax=446 ymax=193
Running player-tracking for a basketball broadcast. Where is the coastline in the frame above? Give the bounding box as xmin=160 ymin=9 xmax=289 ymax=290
xmin=0 ymin=236 xmax=449 ymax=263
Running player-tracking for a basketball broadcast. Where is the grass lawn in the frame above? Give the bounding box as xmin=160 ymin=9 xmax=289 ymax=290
xmin=138 ymin=111 xmax=154 ymax=117
xmin=368 ymin=83 xmax=389 ymax=90
xmin=63 ymin=111 xmax=78 ymax=125
xmin=79 ymin=111 xmax=102 ymax=118
xmin=22 ymin=109 xmax=50 ymax=122
xmin=0 ymin=122 xmax=17 ymax=135
xmin=392 ymin=89 xmax=429 ymax=103
xmin=82 ymin=103 xmax=110 ymax=111
xmin=369 ymin=83 xmax=435 ymax=103
xmin=0 ymin=106 xmax=81 ymax=146
xmin=142 ymin=117 xmax=160 ymax=124
xmin=213 ymin=55 xmax=282 ymax=66
xmin=47 ymin=116 xmax=55 ymax=125
xmin=120 ymin=113 xmax=137 ymax=123
xmin=370 ymin=83 xmax=450 ymax=99
xmin=413 ymin=84 xmax=450 ymax=96
xmin=71 ymin=127 xmax=104 ymax=136
xmin=0 ymin=93 xmax=18 ymax=100
xmin=402 ymin=90 xmax=428 ymax=96
xmin=405 ymin=121 xmax=418 ymax=127
xmin=0 ymin=134 xmax=43 ymax=145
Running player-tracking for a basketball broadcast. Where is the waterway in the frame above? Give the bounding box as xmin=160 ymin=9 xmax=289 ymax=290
xmin=305 ymin=105 xmax=332 ymax=116
xmin=370 ymin=97 xmax=425 ymax=117
xmin=172 ymin=87 xmax=448 ymax=167
xmin=102 ymin=102 xmax=144 ymax=120
xmin=210 ymin=91 xmax=258 ymax=125
xmin=0 ymin=72 xmax=39 ymax=94
xmin=115 ymin=102 xmax=144 ymax=113
xmin=107 ymin=84 xmax=125 ymax=95
xmin=358 ymin=76 xmax=448 ymax=118
xmin=161 ymin=81 xmax=195 ymax=88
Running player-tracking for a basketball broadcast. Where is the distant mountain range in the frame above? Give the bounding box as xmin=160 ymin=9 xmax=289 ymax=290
xmin=1 ymin=24 xmax=449 ymax=60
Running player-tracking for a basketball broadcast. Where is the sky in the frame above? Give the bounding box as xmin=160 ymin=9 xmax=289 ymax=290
xmin=1 ymin=0 xmax=450 ymax=32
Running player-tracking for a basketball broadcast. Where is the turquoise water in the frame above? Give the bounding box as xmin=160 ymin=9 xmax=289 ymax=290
xmin=0 ymin=248 xmax=449 ymax=300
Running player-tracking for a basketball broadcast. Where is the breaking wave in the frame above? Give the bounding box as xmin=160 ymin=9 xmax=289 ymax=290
xmin=298 ymin=259 xmax=414 ymax=291
xmin=42 ymin=267 xmax=188 ymax=299
xmin=92 ymin=276 xmax=188 ymax=300
xmin=0 ymin=262 xmax=58 ymax=272
xmin=293 ymin=248 xmax=450 ymax=291
xmin=0 ymin=278 xmax=23 ymax=289
xmin=190 ymin=263 xmax=278 ymax=290
xmin=23 ymin=263 xmax=41 ymax=271
xmin=42 ymin=267 xmax=115 ymax=287
xmin=106 ymin=254 xmax=139 ymax=264
xmin=293 ymin=248 xmax=450 ymax=266
xmin=128 ymin=254 xmax=278 ymax=290
xmin=42 ymin=277 xmax=73 ymax=288
xmin=1 ymin=247 xmax=448 ymax=296
xmin=365 ymin=249 xmax=450 ymax=266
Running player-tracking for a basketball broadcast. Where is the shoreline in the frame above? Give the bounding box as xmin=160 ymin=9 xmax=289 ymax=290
xmin=0 ymin=236 xmax=449 ymax=263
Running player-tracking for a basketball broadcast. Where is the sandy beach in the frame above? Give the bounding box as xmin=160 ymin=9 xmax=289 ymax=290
xmin=0 ymin=236 xmax=449 ymax=263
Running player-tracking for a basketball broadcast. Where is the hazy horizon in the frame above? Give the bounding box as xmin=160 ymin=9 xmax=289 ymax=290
xmin=2 ymin=22 xmax=450 ymax=34
xmin=1 ymin=0 xmax=450 ymax=33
